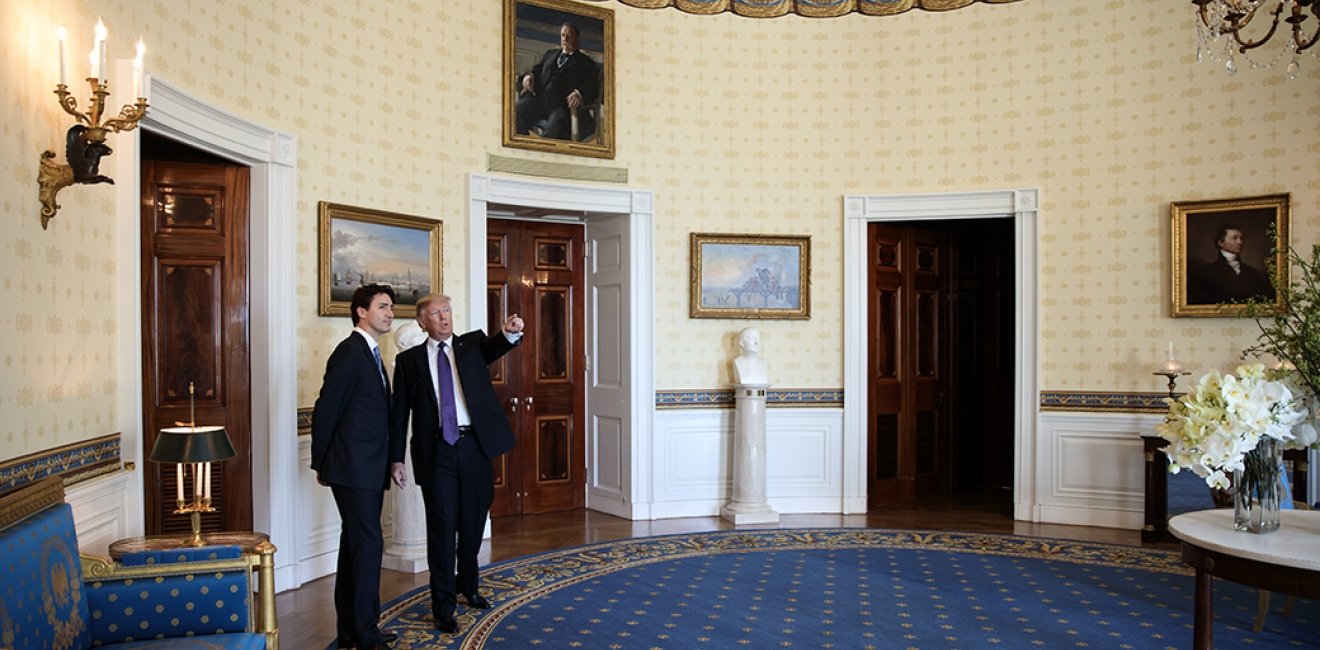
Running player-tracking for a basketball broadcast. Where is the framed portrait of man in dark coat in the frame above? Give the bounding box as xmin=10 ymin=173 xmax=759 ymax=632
xmin=1171 ymin=194 xmax=1289 ymax=318
xmin=504 ymin=0 xmax=614 ymax=159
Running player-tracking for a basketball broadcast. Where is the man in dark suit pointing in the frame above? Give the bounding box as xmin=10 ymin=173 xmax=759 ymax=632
xmin=311 ymin=283 xmax=408 ymax=650
xmin=390 ymin=294 xmax=524 ymax=634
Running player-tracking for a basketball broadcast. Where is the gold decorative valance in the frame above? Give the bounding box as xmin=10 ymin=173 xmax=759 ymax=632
xmin=581 ymin=0 xmax=1022 ymax=18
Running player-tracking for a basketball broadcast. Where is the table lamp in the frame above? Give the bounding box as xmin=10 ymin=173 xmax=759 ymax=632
xmin=148 ymin=383 xmax=236 ymax=546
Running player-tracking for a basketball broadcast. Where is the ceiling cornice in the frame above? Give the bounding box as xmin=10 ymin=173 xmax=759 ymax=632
xmin=579 ymin=0 xmax=1024 ymax=18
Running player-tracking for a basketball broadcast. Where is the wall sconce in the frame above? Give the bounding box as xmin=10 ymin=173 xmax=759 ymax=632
xmin=37 ymin=20 xmax=148 ymax=230
xmin=148 ymin=383 xmax=236 ymax=546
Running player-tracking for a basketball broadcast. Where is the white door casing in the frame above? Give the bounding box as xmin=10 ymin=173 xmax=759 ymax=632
xmin=113 ymin=69 xmax=302 ymax=590
xmin=842 ymin=190 xmax=1040 ymax=520
xmin=467 ymin=175 xmax=654 ymax=518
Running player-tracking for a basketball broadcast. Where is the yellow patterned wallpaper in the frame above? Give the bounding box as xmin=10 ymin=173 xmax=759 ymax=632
xmin=2 ymin=0 xmax=1317 ymax=460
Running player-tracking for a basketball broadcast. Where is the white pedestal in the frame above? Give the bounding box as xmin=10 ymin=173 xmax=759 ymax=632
xmin=382 ymin=430 xmax=428 ymax=573
xmin=721 ymin=382 xmax=779 ymax=525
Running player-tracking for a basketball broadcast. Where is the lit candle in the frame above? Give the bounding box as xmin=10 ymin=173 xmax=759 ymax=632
xmin=57 ymin=27 xmax=67 ymax=86
xmin=88 ymin=49 xmax=98 ymax=83
xmin=95 ymin=19 xmax=107 ymax=83
xmin=133 ymin=37 xmax=145 ymax=98
xmin=176 ymin=463 xmax=184 ymax=503
xmin=1158 ymin=340 xmax=1184 ymax=373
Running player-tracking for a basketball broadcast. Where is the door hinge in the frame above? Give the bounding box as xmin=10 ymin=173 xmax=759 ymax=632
xmin=585 ymin=354 xmax=591 ymax=372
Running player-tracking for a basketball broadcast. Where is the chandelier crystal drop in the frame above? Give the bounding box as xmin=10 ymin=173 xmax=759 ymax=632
xmin=1193 ymin=0 xmax=1319 ymax=76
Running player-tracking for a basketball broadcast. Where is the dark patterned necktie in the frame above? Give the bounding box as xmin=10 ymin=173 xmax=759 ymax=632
xmin=437 ymin=342 xmax=460 ymax=445
xmin=373 ymin=346 xmax=386 ymax=389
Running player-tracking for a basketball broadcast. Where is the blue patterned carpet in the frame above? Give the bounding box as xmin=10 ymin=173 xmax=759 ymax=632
xmin=368 ymin=529 xmax=1318 ymax=649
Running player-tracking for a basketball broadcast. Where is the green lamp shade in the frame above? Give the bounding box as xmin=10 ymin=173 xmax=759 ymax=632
xmin=150 ymin=426 xmax=236 ymax=463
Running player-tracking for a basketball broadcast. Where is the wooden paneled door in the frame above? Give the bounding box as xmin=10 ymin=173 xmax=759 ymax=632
xmin=141 ymin=159 xmax=252 ymax=535
xmin=486 ymin=219 xmax=586 ymax=516
xmin=867 ymin=223 xmax=950 ymax=508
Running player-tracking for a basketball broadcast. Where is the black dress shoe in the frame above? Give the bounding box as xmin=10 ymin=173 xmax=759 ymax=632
xmin=435 ymin=614 xmax=459 ymax=633
xmin=462 ymin=592 xmax=491 ymax=609
xmin=380 ymin=632 xmax=398 ymax=643
xmin=337 ymin=637 xmax=357 ymax=649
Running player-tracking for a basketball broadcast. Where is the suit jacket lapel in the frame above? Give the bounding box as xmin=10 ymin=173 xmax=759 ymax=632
xmin=418 ymin=344 xmax=439 ymax=411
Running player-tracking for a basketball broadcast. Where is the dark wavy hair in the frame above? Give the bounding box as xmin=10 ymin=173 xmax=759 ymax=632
xmin=350 ymin=283 xmax=397 ymax=325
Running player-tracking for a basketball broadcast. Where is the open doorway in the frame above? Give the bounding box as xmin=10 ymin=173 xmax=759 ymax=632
xmin=865 ymin=218 xmax=1015 ymax=510
xmin=139 ymin=132 xmax=254 ymax=536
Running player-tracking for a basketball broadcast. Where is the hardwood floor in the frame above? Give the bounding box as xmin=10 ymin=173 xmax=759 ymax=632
xmin=275 ymin=490 xmax=1152 ymax=649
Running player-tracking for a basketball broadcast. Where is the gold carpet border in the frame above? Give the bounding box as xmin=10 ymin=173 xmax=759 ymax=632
xmin=374 ymin=528 xmax=1187 ymax=649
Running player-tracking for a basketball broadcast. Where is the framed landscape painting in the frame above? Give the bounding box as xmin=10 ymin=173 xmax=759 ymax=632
xmin=690 ymin=233 xmax=810 ymax=320
xmin=1170 ymin=194 xmax=1288 ymax=318
xmin=503 ymin=0 xmax=615 ymax=159
xmin=318 ymin=202 xmax=442 ymax=318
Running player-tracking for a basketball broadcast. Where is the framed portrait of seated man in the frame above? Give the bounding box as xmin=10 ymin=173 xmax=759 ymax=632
xmin=503 ymin=0 xmax=614 ymax=159
xmin=1170 ymin=193 xmax=1289 ymax=318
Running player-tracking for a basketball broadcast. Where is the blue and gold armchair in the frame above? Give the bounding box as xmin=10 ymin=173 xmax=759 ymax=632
xmin=0 ymin=477 xmax=278 ymax=649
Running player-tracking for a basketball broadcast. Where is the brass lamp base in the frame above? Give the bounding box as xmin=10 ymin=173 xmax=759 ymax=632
xmin=174 ymin=500 xmax=217 ymax=547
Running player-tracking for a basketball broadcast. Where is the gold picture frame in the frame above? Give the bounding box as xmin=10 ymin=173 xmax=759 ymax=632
xmin=318 ymin=202 xmax=442 ymax=318
xmin=503 ymin=0 xmax=615 ymax=159
xmin=1171 ymin=194 xmax=1289 ymax=318
xmin=690 ymin=233 xmax=811 ymax=320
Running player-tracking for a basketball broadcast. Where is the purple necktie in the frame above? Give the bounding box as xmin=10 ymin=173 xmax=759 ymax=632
xmin=437 ymin=341 xmax=460 ymax=445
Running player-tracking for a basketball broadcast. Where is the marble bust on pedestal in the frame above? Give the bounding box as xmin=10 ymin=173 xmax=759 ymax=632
xmin=733 ymin=327 xmax=768 ymax=385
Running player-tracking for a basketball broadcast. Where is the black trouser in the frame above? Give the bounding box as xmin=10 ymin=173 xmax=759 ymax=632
xmin=330 ymin=483 xmax=386 ymax=645
xmin=420 ymin=431 xmax=494 ymax=618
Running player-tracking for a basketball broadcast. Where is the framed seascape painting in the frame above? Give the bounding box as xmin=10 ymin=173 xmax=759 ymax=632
xmin=503 ymin=0 xmax=615 ymax=159
xmin=318 ymin=202 xmax=442 ymax=318
xmin=1170 ymin=194 xmax=1289 ymax=318
xmin=690 ymin=233 xmax=811 ymax=320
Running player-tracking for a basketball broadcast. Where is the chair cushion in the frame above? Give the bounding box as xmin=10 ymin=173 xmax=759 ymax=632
xmin=98 ymin=631 xmax=267 ymax=649
xmin=0 ymin=502 xmax=92 ymax=650
xmin=86 ymin=563 xmax=253 ymax=644
xmin=118 ymin=546 xmax=243 ymax=566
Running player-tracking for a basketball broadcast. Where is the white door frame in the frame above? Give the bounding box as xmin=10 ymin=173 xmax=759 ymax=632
xmin=842 ymin=189 xmax=1040 ymax=520
xmin=466 ymin=174 xmax=655 ymax=518
xmin=113 ymin=70 xmax=301 ymax=589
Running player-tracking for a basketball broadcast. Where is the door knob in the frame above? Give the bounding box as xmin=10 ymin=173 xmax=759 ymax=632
xmin=509 ymin=397 xmax=519 ymax=412
xmin=525 ymin=396 xmax=533 ymax=408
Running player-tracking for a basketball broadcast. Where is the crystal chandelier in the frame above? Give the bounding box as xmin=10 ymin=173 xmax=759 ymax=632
xmin=1193 ymin=0 xmax=1319 ymax=77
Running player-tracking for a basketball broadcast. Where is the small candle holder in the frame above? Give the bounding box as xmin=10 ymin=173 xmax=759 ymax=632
xmin=1154 ymin=370 xmax=1192 ymax=400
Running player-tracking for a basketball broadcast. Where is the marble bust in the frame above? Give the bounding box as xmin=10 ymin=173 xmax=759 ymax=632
xmin=733 ymin=327 xmax=769 ymax=385
xmin=393 ymin=319 xmax=427 ymax=352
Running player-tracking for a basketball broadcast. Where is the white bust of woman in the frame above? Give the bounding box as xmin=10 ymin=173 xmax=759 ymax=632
xmin=733 ymin=327 xmax=769 ymax=385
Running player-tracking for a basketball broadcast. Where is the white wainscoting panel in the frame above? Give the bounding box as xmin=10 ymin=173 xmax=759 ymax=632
xmin=67 ymin=471 xmax=134 ymax=556
xmin=294 ymin=435 xmax=343 ymax=588
xmin=649 ymin=408 xmax=843 ymax=519
xmin=1035 ymin=411 xmax=1163 ymax=530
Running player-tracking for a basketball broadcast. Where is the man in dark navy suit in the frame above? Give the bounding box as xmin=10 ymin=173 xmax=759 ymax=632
xmin=515 ymin=21 xmax=600 ymax=140
xmin=1188 ymin=225 xmax=1276 ymax=305
xmin=390 ymin=294 xmax=523 ymax=634
xmin=311 ymin=283 xmax=409 ymax=650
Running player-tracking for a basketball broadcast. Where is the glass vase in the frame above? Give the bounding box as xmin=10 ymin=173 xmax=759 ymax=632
xmin=1233 ymin=437 xmax=1282 ymax=533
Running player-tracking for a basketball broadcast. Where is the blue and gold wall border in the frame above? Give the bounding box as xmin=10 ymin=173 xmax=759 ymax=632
xmin=655 ymin=389 xmax=844 ymax=409
xmin=297 ymin=389 xmax=1163 ymax=424
xmin=0 ymin=433 xmax=122 ymax=494
xmin=1038 ymin=391 xmax=1172 ymax=414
